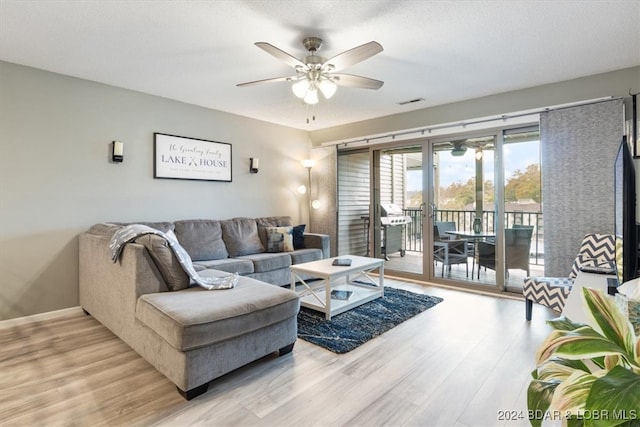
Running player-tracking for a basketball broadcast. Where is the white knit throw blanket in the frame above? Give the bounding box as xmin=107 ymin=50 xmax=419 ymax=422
xmin=109 ymin=224 xmax=237 ymax=290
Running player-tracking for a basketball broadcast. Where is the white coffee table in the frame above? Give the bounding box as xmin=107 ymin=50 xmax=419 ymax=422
xmin=290 ymin=255 xmax=384 ymax=320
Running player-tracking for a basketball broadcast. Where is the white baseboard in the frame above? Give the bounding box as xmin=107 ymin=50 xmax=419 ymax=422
xmin=0 ymin=306 xmax=83 ymax=330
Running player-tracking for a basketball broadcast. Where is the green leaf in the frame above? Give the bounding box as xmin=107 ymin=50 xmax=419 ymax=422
xmin=592 ymin=355 xmax=606 ymax=370
xmin=554 ymin=335 xmax=628 ymax=361
xmin=550 ymin=370 xmax=596 ymax=414
xmin=567 ymin=419 xmax=586 ymax=427
xmin=539 ymin=326 xmax=633 ymax=366
xmin=537 ymin=327 xmax=600 ymax=363
xmin=582 ymin=288 xmax=638 ymax=362
xmin=528 ymin=379 xmax=557 ymax=427
xmin=584 ymin=366 xmax=640 ymax=427
xmin=561 ymin=357 xmax=595 ymax=373
xmin=604 ymin=354 xmax=621 ymax=371
xmin=537 ymin=359 xmax=591 ymax=382
xmin=549 ymin=316 xmax=591 ymax=332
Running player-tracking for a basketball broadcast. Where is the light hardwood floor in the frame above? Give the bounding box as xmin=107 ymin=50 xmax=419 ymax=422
xmin=0 ymin=279 xmax=557 ymax=426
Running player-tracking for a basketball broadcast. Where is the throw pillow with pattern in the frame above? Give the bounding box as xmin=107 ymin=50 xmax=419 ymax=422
xmin=265 ymin=226 xmax=294 ymax=253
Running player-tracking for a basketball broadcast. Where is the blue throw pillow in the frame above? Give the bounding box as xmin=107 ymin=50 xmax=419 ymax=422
xmin=293 ymin=224 xmax=306 ymax=249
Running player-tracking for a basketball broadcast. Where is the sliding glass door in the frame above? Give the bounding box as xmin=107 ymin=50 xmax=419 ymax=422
xmin=430 ymin=135 xmax=498 ymax=288
xmin=336 ymin=124 xmax=542 ymax=296
xmin=374 ymin=146 xmax=424 ymax=276
xmin=501 ymin=128 xmax=542 ymax=292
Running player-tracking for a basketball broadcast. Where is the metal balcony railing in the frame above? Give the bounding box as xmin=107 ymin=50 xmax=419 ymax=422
xmin=402 ymin=208 xmax=544 ymax=264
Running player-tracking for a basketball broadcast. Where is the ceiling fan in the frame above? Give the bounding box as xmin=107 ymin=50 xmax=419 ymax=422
xmin=450 ymin=141 xmax=467 ymax=156
xmin=237 ymin=36 xmax=384 ymax=105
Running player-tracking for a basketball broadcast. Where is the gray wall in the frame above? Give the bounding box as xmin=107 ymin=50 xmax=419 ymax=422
xmin=0 ymin=61 xmax=310 ymax=320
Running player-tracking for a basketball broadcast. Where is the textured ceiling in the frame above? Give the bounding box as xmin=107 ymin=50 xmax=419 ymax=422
xmin=1 ymin=0 xmax=639 ymax=131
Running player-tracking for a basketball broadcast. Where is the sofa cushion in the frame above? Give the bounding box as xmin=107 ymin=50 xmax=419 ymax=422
xmin=263 ymin=226 xmax=294 ymax=252
xmin=174 ymin=220 xmax=228 ymax=261
xmin=221 ymin=218 xmax=264 ymax=256
xmin=135 ymin=275 xmax=300 ymax=351
xmin=290 ymin=248 xmax=323 ymax=265
xmin=237 ymin=252 xmax=291 ymax=273
xmin=134 ymin=234 xmax=190 ymax=291
xmin=192 ymin=258 xmax=254 ymax=275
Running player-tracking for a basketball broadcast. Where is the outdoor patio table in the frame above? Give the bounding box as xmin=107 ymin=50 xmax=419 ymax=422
xmin=445 ymin=231 xmax=496 ymax=278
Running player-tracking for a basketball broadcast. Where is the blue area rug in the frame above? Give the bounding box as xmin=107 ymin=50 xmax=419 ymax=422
xmin=297 ymin=287 xmax=443 ymax=354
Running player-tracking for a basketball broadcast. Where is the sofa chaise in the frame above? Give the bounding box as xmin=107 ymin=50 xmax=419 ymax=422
xmin=79 ymin=216 xmax=329 ymax=399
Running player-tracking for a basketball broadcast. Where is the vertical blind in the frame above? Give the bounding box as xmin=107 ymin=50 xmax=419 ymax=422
xmin=337 ymin=151 xmax=370 ymax=256
xmin=540 ymin=98 xmax=623 ymax=275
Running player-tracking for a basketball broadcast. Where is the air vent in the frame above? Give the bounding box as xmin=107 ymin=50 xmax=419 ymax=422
xmin=397 ymin=97 xmax=425 ymax=106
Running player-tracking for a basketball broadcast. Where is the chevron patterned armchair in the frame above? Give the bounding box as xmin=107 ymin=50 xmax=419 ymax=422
xmin=523 ymin=233 xmax=616 ymax=320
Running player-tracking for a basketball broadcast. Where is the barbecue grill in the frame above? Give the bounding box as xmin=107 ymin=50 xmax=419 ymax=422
xmin=380 ymin=203 xmax=412 ymax=260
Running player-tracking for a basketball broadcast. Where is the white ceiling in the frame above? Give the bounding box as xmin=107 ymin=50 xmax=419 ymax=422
xmin=1 ymin=1 xmax=639 ymax=131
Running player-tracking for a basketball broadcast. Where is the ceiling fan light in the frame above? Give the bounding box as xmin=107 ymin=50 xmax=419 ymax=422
xmin=304 ymin=88 xmax=319 ymax=105
xmin=291 ymin=79 xmax=308 ymax=99
xmin=319 ymin=79 xmax=337 ymax=99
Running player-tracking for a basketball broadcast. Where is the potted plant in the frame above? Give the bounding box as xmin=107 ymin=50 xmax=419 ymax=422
xmin=528 ymin=287 xmax=640 ymax=427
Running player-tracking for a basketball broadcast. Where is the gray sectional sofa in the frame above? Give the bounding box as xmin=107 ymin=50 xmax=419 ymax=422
xmin=79 ymin=216 xmax=329 ymax=399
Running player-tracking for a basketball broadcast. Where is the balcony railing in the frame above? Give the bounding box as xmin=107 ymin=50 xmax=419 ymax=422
xmin=402 ymin=208 xmax=544 ymax=264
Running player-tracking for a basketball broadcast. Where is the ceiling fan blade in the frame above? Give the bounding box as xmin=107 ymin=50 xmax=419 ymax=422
xmin=324 ymin=41 xmax=383 ymax=71
xmin=254 ymin=42 xmax=306 ymax=69
xmin=236 ymin=75 xmax=299 ymax=87
xmin=332 ymin=73 xmax=384 ymax=90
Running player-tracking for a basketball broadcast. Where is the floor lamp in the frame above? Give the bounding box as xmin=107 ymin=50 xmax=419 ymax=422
xmin=301 ymin=159 xmax=318 ymax=230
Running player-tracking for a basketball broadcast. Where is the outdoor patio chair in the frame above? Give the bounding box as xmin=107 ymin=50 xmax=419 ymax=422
xmin=436 ymin=220 xmax=476 ymax=252
xmin=476 ymin=227 xmax=533 ymax=279
xmin=433 ymin=225 xmax=469 ymax=277
xmin=435 ymin=221 xmax=457 ymax=240
xmin=522 ymin=233 xmax=616 ymax=320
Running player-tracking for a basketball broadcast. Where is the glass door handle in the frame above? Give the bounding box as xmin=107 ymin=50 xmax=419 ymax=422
xmin=424 ymin=202 xmax=436 ymax=218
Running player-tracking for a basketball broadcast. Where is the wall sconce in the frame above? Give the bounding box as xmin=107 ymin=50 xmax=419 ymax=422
xmin=249 ymin=157 xmax=259 ymax=174
xmin=112 ymin=140 xmax=124 ymax=163
xmin=311 ymin=199 xmax=321 ymax=209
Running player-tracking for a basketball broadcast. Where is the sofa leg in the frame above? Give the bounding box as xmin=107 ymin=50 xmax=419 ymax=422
xmin=278 ymin=342 xmax=295 ymax=356
xmin=177 ymin=382 xmax=209 ymax=400
xmin=525 ymin=299 xmax=533 ymax=321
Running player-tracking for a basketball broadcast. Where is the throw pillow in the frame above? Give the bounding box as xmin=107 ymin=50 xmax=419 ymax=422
xmin=293 ymin=224 xmax=306 ymax=249
xmin=265 ymin=226 xmax=294 ymax=253
xmin=256 ymin=216 xmax=293 ymax=248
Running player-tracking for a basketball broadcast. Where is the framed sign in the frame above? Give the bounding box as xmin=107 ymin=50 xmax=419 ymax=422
xmin=154 ymin=133 xmax=232 ymax=182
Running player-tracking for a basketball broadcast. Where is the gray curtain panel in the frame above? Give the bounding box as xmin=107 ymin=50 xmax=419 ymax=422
xmin=540 ymin=98 xmax=623 ymax=276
